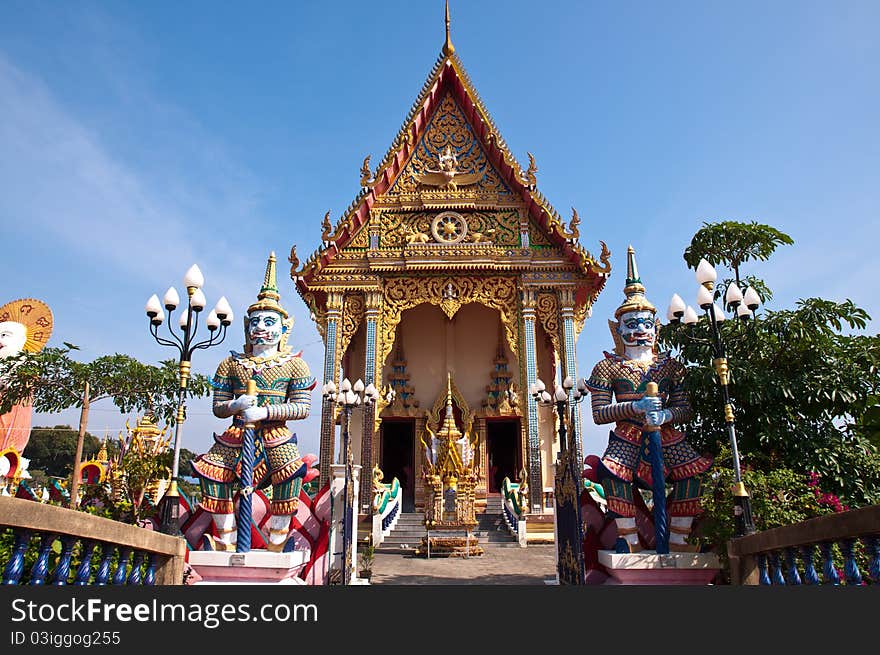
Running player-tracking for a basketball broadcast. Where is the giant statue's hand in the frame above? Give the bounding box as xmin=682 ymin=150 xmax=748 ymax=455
xmin=632 ymin=396 xmax=662 ymax=414
xmin=645 ymin=409 xmax=673 ymax=428
xmin=229 ymin=394 xmax=258 ymax=413
xmin=242 ymin=405 xmax=269 ymax=423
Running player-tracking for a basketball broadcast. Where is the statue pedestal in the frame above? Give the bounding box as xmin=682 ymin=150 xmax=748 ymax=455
xmin=188 ymin=550 xmax=310 ymax=585
xmin=598 ymin=551 xmax=721 ymax=585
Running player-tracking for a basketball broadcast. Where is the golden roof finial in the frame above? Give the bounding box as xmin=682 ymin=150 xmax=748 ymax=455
xmin=443 ymin=0 xmax=455 ymax=55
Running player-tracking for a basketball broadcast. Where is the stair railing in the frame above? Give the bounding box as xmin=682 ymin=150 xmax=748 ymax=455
xmin=500 ymin=477 xmax=527 ymax=546
xmin=371 ymin=477 xmax=402 ymax=548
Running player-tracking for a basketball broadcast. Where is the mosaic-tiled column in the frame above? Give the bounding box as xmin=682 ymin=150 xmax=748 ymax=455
xmin=359 ymin=289 xmax=381 ymax=511
xmin=522 ymin=289 xmax=543 ymax=511
xmin=559 ymin=288 xmax=582 ymax=466
xmin=319 ymin=292 xmax=343 ymax=486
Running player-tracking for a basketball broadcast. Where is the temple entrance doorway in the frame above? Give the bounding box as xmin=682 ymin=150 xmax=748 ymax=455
xmin=380 ymin=419 xmax=416 ymax=512
xmin=486 ymin=419 xmax=520 ymax=494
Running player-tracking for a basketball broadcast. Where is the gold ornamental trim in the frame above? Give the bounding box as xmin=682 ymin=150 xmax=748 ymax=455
xmin=378 ymin=276 xmax=519 ymax=373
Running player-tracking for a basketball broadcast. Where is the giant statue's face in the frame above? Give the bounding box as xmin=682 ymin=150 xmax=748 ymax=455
xmin=617 ymin=310 xmax=657 ymax=349
xmin=0 ymin=321 xmax=26 ymax=358
xmin=246 ymin=310 xmax=285 ymax=348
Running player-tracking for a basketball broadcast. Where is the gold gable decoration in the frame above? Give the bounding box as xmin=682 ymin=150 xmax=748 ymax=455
xmin=387 ymin=93 xmax=511 ymax=201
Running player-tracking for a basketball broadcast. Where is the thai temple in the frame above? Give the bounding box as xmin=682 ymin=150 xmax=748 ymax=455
xmin=291 ymin=4 xmax=611 ymax=542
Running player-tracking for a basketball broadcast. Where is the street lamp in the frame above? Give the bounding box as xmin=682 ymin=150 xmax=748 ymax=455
xmin=322 ymin=376 xmax=380 ymax=584
xmin=530 ymin=375 xmax=588 ymax=584
xmin=145 ymin=264 xmax=232 ymax=535
xmin=667 ymin=258 xmax=760 ymax=538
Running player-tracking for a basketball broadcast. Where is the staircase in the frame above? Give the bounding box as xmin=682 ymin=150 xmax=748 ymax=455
xmin=475 ymin=495 xmax=519 ymax=546
xmin=375 ymin=513 xmax=426 ymax=554
xmin=375 ymin=496 xmax=519 ymax=553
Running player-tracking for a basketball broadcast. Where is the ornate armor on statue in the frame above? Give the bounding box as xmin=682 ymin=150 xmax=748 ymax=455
xmin=192 ymin=253 xmax=316 ymax=551
xmin=586 ymin=247 xmax=711 ymax=553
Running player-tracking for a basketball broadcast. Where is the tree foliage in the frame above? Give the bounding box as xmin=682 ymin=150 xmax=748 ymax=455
xmin=0 ymin=345 xmax=213 ymax=425
xmin=663 ymin=221 xmax=880 ymax=508
xmin=23 ymin=425 xmax=101 ymax=478
xmin=683 ymin=220 xmax=794 ymax=282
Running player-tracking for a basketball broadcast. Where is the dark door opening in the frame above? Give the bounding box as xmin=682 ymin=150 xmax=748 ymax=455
xmin=380 ymin=420 xmax=415 ymax=512
xmin=487 ymin=419 xmax=520 ymax=493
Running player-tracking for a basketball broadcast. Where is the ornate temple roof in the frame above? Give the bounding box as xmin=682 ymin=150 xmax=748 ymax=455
xmin=291 ymin=8 xmax=611 ymax=316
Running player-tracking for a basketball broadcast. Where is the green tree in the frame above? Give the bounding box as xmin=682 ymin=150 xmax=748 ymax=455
xmin=0 ymin=344 xmax=213 ymax=505
xmin=683 ymin=220 xmax=793 ymax=285
xmin=662 ymin=221 xmax=880 ymax=508
xmin=23 ymin=425 xmax=101 ymax=478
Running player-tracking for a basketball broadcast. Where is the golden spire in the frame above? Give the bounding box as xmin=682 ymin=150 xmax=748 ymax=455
xmin=247 ymin=251 xmax=289 ymax=318
xmin=443 ymin=0 xmax=455 ymax=55
xmin=614 ymin=245 xmax=655 ymax=319
xmin=440 ymin=372 xmax=461 ymax=438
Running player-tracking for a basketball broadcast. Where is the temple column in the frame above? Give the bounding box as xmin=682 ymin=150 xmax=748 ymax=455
xmin=522 ymin=289 xmax=543 ymax=511
xmin=559 ymin=288 xmax=582 ymax=466
xmin=319 ymin=292 xmax=343 ymax=487
xmin=360 ymin=289 xmax=381 ymax=511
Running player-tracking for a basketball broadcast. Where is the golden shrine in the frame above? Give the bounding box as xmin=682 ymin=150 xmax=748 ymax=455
xmin=80 ymin=410 xmax=172 ymax=506
xmin=291 ymin=7 xmax=611 ymax=526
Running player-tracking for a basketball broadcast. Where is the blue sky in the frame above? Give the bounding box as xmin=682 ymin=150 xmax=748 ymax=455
xmin=1 ymin=1 xmax=877 ymax=462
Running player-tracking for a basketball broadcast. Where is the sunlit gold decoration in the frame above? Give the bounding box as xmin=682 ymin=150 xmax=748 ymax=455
xmin=401 ymin=224 xmax=431 ymax=244
xmin=388 ymin=94 xmax=511 ymax=199
xmin=483 ymin=321 xmax=519 ymax=416
xmin=0 ymin=298 xmax=53 ymax=353
xmin=522 ymin=152 xmax=537 ymax=187
xmin=288 ymin=245 xmax=301 ymax=279
xmin=360 ymin=154 xmax=375 ymax=187
xmin=573 ymin=297 xmax=590 ymax=336
xmin=383 ymin=338 xmax=420 ymax=416
xmin=422 ymin=373 xmax=479 ymax=530
xmin=528 ymin=218 xmax=552 ymax=247
xmin=348 ymin=224 xmax=370 ymax=249
xmin=535 ymin=292 xmax=561 ymax=356
xmin=586 ymin=240 xmax=612 ymax=275
xmin=431 ymin=211 xmax=468 ymax=244
xmin=378 ymin=276 xmax=519 ymax=372
xmin=469 ymin=227 xmax=496 ymax=243
xmin=336 ymin=293 xmax=365 ymax=367
xmin=377 ymin=210 xmax=518 ymax=250
xmin=302 ymin=292 xmax=326 ymax=339
xmin=569 ymin=208 xmax=581 ymax=241
xmin=321 ymin=211 xmax=334 ymax=243
xmin=414 ymin=145 xmax=486 ymax=190
xmin=426 ymin=374 xmax=474 ymax=436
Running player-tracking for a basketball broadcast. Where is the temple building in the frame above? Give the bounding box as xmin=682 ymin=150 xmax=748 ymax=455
xmin=290 ymin=11 xmax=611 ymax=528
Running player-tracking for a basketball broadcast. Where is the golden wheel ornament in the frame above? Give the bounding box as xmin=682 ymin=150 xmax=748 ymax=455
xmin=431 ymin=211 xmax=468 ymax=244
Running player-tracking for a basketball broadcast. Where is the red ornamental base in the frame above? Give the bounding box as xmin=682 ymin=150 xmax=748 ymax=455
xmin=598 ymin=551 xmax=721 ymax=585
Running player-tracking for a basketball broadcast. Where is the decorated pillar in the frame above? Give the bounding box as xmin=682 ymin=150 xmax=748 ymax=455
xmin=521 ymin=289 xmax=543 ymax=511
xmin=559 ymin=288 xmax=582 ymax=465
xmin=319 ymin=292 xmax=343 ymax=486
xmin=360 ymin=289 xmax=381 ymax=511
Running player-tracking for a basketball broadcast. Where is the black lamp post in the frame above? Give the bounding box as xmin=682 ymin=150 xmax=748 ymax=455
xmin=530 ymin=375 xmax=589 ymax=583
xmin=322 ymin=376 xmax=379 ymax=584
xmin=667 ymin=258 xmax=760 ymax=538
xmin=144 ymin=265 xmax=232 ymax=535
